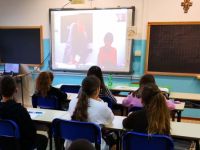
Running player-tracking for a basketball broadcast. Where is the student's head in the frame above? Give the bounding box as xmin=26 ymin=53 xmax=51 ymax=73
xmin=134 ymin=74 xmax=156 ymax=97
xmin=141 ymin=83 xmax=170 ymax=135
xmin=139 ymin=74 xmax=155 ymax=87
xmin=87 ymin=66 xmax=105 ymax=89
xmin=71 ymin=76 xmax=100 ymax=122
xmin=47 ymin=71 xmax=54 ymax=83
xmin=104 ymin=32 xmax=113 ymax=46
xmin=68 ymin=139 xmax=95 ymax=150
xmin=0 ymin=76 xmax=17 ymax=98
xmin=36 ymin=71 xmax=51 ymax=97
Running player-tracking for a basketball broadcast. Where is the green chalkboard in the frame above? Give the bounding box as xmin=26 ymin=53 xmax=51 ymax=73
xmin=146 ymin=22 xmax=200 ymax=76
xmin=0 ymin=26 xmax=43 ymax=65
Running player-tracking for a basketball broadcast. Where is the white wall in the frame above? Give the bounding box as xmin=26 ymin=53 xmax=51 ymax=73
xmin=0 ymin=0 xmax=199 ymax=39
xmin=0 ymin=0 xmax=143 ymax=38
xmin=141 ymin=0 xmax=200 ymax=38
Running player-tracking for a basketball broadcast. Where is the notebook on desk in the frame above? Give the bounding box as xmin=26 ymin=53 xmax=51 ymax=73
xmin=3 ymin=63 xmax=20 ymax=76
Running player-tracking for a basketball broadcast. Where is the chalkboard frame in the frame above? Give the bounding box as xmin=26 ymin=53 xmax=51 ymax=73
xmin=145 ymin=22 xmax=200 ymax=77
xmin=0 ymin=26 xmax=43 ymax=66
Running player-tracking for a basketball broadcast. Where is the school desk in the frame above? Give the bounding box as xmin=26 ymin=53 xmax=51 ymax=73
xmin=27 ymin=108 xmax=69 ymax=150
xmin=54 ymin=84 xmax=169 ymax=93
xmin=104 ymin=115 xmax=200 ymax=150
xmin=170 ymin=92 xmax=200 ymax=102
xmin=110 ymin=85 xmax=169 ymax=93
xmin=28 ymin=108 xmax=199 ymax=150
xmin=66 ymin=93 xmax=185 ymax=121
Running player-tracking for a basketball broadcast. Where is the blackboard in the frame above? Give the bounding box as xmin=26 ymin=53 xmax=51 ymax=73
xmin=0 ymin=26 xmax=43 ymax=65
xmin=145 ymin=22 xmax=200 ymax=76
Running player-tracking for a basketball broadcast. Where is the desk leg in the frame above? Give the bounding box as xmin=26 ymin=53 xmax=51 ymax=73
xmin=48 ymin=126 xmax=52 ymax=150
xmin=171 ymin=110 xmax=176 ymax=121
xmin=20 ymin=77 xmax=24 ymax=106
xmin=195 ymin=140 xmax=199 ymax=150
xmin=177 ymin=111 xmax=182 ymax=122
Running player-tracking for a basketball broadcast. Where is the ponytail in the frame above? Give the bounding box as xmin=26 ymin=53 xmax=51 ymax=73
xmin=71 ymin=76 xmax=100 ymax=122
xmin=71 ymin=91 xmax=88 ymax=121
xmin=142 ymin=83 xmax=170 ymax=135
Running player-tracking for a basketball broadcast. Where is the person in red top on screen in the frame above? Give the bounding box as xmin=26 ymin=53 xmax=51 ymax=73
xmin=98 ymin=32 xmax=117 ymax=68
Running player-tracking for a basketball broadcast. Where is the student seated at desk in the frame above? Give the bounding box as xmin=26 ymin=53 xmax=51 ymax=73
xmin=80 ymin=66 xmax=117 ymax=104
xmin=123 ymin=83 xmax=171 ymax=134
xmin=122 ymin=74 xmax=175 ymax=111
xmin=32 ymin=71 xmax=68 ymax=110
xmin=0 ymin=76 xmax=48 ymax=150
xmin=66 ymin=76 xmax=114 ymax=150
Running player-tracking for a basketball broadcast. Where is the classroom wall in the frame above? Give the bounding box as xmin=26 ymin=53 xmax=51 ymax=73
xmin=0 ymin=0 xmax=200 ymax=105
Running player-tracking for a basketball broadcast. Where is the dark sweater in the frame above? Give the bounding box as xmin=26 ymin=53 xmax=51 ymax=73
xmin=122 ymin=109 xmax=148 ymax=133
xmin=0 ymin=100 xmax=36 ymax=150
xmin=33 ymin=86 xmax=68 ymax=110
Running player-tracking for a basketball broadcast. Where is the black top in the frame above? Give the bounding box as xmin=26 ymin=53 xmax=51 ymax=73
xmin=122 ymin=109 xmax=148 ymax=133
xmin=100 ymin=86 xmax=117 ymax=104
xmin=33 ymin=86 xmax=68 ymax=110
xmin=0 ymin=99 xmax=36 ymax=150
xmin=48 ymin=86 xmax=67 ymax=101
xmin=78 ymin=86 xmax=117 ymax=105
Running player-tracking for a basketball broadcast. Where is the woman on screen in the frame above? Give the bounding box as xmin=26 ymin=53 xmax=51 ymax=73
xmin=63 ymin=19 xmax=91 ymax=65
xmin=98 ymin=32 xmax=117 ymax=69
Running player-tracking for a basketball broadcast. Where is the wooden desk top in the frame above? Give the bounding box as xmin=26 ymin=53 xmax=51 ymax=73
xmin=171 ymin=122 xmax=200 ymax=139
xmin=170 ymin=92 xmax=200 ymax=101
xmin=27 ymin=108 xmax=68 ymax=123
xmin=67 ymin=93 xmax=185 ymax=110
xmin=28 ymin=108 xmax=200 ymax=140
xmin=111 ymin=86 xmax=169 ymax=93
xmin=104 ymin=116 xmax=200 ymax=140
xmin=115 ymin=96 xmax=185 ymax=110
xmin=54 ymin=84 xmax=169 ymax=93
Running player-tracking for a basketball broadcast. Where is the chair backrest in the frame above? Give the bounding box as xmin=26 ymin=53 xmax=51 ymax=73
xmin=0 ymin=119 xmax=20 ymax=149
xmin=99 ymin=96 xmax=113 ymax=109
xmin=52 ymin=118 xmax=101 ymax=150
xmin=123 ymin=131 xmax=174 ymax=150
xmin=128 ymin=106 xmax=143 ymax=113
xmin=32 ymin=95 xmax=60 ymax=110
xmin=60 ymin=85 xmax=81 ymax=94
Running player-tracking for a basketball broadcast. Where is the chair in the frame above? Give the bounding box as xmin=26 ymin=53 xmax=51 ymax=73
xmin=123 ymin=131 xmax=174 ymax=150
xmin=60 ymin=84 xmax=81 ymax=94
xmin=52 ymin=118 xmax=101 ymax=150
xmin=0 ymin=119 xmax=20 ymax=150
xmin=32 ymin=95 xmax=60 ymax=110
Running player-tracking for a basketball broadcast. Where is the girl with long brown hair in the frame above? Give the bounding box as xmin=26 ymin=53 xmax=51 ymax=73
xmin=66 ymin=76 xmax=114 ymax=150
xmin=122 ymin=74 xmax=175 ymax=110
xmin=123 ymin=83 xmax=170 ymax=135
xmin=33 ymin=71 xmax=67 ymax=110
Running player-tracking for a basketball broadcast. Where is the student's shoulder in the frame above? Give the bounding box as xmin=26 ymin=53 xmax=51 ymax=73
xmin=129 ymin=109 xmax=145 ymax=117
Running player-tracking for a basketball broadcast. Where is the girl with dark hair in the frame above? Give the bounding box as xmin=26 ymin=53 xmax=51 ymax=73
xmin=66 ymin=76 xmax=114 ymax=149
xmin=85 ymin=66 xmax=117 ymax=104
xmin=0 ymin=76 xmax=48 ymax=150
xmin=123 ymin=83 xmax=171 ymax=135
xmin=32 ymin=71 xmax=68 ymax=110
xmin=122 ymin=74 xmax=175 ymax=110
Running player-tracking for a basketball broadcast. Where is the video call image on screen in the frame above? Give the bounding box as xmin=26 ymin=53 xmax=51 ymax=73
xmin=50 ymin=8 xmax=133 ymax=73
